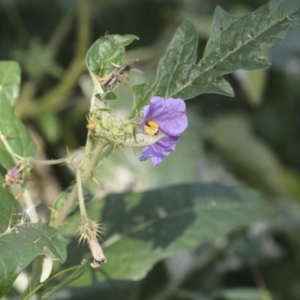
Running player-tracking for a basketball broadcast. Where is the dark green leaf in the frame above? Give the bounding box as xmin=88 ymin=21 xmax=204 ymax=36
xmin=0 ymin=223 xmax=67 ymax=297
xmin=0 ymin=175 xmax=67 ymax=297
xmin=133 ymin=1 xmax=300 ymax=112
xmin=62 ymin=183 xmax=274 ymax=285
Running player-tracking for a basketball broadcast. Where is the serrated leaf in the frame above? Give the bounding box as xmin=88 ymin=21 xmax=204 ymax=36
xmin=133 ymin=0 xmax=300 ymax=112
xmin=0 ymin=175 xmax=66 ymax=297
xmin=0 ymin=61 xmax=36 ymax=165
xmin=62 ymin=183 xmax=274 ymax=285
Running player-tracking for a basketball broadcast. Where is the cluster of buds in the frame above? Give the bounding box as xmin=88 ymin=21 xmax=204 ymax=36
xmin=86 ymin=108 xmax=163 ymax=148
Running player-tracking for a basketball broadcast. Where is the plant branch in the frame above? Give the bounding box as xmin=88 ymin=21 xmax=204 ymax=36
xmin=51 ymin=142 xmax=113 ymax=229
xmin=76 ymin=168 xmax=88 ymax=220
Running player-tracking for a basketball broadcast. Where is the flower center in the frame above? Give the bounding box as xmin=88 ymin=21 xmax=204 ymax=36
xmin=145 ymin=121 xmax=159 ymax=135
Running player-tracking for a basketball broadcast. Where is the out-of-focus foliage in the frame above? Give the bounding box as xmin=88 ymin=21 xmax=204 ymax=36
xmin=1 ymin=0 xmax=300 ymax=299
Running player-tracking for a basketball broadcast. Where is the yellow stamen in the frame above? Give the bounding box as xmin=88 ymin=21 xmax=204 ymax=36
xmin=145 ymin=121 xmax=159 ymax=136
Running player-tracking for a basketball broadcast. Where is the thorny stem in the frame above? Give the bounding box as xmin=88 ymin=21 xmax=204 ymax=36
xmin=23 ymin=263 xmax=87 ymax=300
xmin=29 ymin=157 xmax=69 ymax=166
xmin=52 ymin=142 xmax=114 ymax=229
xmin=76 ymin=168 xmax=88 ymax=220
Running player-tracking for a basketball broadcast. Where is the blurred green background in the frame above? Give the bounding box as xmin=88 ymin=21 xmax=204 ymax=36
xmin=1 ymin=0 xmax=300 ymax=299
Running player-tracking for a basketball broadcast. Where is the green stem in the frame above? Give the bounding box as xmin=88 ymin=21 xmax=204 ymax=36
xmin=23 ymin=263 xmax=86 ymax=300
xmin=29 ymin=157 xmax=69 ymax=166
xmin=22 ymin=256 xmax=44 ymax=300
xmin=76 ymin=168 xmax=88 ymax=220
xmin=51 ymin=143 xmax=113 ymax=229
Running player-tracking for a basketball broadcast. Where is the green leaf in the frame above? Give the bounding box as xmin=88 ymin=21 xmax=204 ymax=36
xmin=86 ymin=34 xmax=138 ymax=76
xmin=0 ymin=61 xmax=36 ymax=165
xmin=85 ymin=34 xmax=138 ymax=109
xmin=0 ymin=175 xmax=22 ymax=231
xmin=0 ymin=146 xmax=15 ymax=170
xmin=0 ymin=224 xmax=67 ymax=297
xmin=133 ymin=0 xmax=300 ymax=112
xmin=0 ymin=175 xmax=67 ymax=297
xmin=36 ymin=110 xmax=61 ymax=144
xmin=62 ymin=183 xmax=274 ymax=285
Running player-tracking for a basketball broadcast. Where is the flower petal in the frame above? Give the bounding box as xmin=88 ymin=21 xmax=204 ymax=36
xmin=142 ymin=97 xmax=188 ymax=137
xmin=140 ymin=96 xmax=188 ymax=166
xmin=140 ymin=135 xmax=179 ymax=166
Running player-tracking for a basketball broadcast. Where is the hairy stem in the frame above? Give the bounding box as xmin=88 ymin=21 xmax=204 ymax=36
xmin=52 ymin=143 xmax=113 ymax=229
xmin=76 ymin=168 xmax=88 ymax=220
xmin=29 ymin=157 xmax=69 ymax=166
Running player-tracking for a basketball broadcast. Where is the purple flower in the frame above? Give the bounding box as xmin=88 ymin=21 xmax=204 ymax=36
xmin=139 ymin=96 xmax=188 ymax=166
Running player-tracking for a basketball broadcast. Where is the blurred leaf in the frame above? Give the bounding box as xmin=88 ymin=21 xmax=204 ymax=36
xmin=36 ymin=110 xmax=61 ymax=143
xmin=49 ymin=280 xmax=139 ymax=300
xmin=12 ymin=39 xmax=63 ymax=80
xmin=133 ymin=1 xmax=300 ymax=112
xmin=212 ymin=288 xmax=263 ymax=300
xmin=0 ymin=61 xmax=36 ymax=165
xmin=280 ymin=167 xmax=300 ymax=203
xmin=0 ymin=174 xmax=66 ymax=297
xmin=62 ymin=183 xmax=274 ymax=286
xmin=207 ymin=114 xmax=286 ymax=196
xmin=234 ymin=42 xmax=268 ymax=106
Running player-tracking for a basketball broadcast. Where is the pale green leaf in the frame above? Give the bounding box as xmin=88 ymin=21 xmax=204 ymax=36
xmin=0 ymin=61 xmax=36 ymax=165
